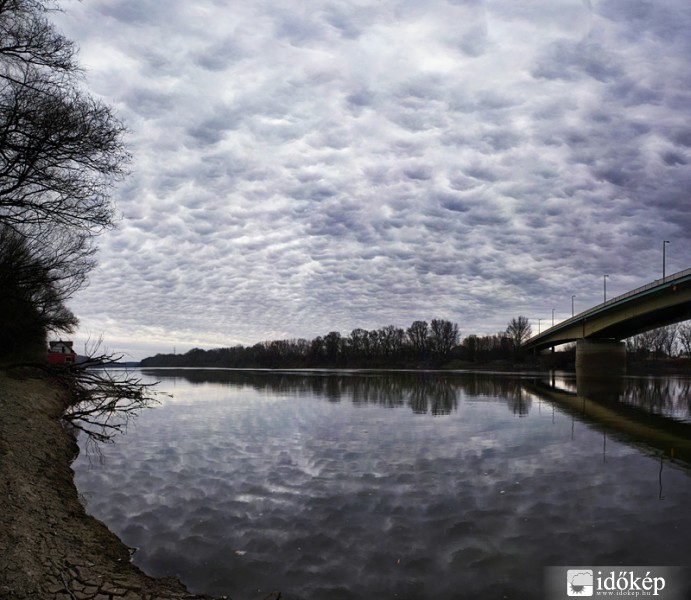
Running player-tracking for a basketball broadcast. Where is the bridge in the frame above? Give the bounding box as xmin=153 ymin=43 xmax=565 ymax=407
xmin=523 ymin=267 xmax=691 ymax=374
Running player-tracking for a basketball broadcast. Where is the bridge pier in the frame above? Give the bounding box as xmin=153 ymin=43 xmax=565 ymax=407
xmin=575 ymin=339 xmax=626 ymax=378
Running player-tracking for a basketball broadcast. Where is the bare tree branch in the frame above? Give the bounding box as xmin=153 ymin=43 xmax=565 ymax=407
xmin=59 ymin=353 xmax=162 ymax=445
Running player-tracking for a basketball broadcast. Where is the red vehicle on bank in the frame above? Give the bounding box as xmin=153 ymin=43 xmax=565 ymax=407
xmin=47 ymin=340 xmax=77 ymax=365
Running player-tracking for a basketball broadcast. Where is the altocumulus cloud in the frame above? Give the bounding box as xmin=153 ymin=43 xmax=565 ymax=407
xmin=53 ymin=0 xmax=691 ymax=359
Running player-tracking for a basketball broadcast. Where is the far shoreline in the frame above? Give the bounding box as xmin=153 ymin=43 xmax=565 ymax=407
xmin=125 ymin=356 xmax=691 ymax=376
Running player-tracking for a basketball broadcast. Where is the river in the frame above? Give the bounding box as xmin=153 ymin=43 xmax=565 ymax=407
xmin=71 ymin=369 xmax=691 ymax=599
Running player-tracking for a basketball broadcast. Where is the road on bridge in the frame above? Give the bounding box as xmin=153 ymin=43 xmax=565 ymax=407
xmin=523 ymin=267 xmax=691 ymax=353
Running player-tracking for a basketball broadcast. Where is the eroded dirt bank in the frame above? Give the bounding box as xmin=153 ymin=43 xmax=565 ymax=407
xmin=0 ymin=371 xmax=247 ymax=600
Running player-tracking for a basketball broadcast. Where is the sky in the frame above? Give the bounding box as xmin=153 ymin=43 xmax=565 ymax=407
xmin=51 ymin=0 xmax=691 ymax=361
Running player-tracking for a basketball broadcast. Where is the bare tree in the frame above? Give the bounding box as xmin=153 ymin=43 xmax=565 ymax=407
xmin=0 ymin=1 xmax=128 ymax=277
xmin=640 ymin=325 xmax=678 ymax=358
xmin=628 ymin=325 xmax=679 ymax=359
xmin=0 ymin=75 xmax=127 ymax=237
xmin=626 ymin=333 xmax=648 ymax=358
xmin=406 ymin=320 xmax=429 ymax=355
xmin=429 ymin=318 xmax=460 ymax=356
xmin=506 ymin=315 xmax=532 ymax=348
xmin=658 ymin=324 xmax=678 ymax=357
xmin=0 ymin=1 xmax=129 ymax=355
xmin=367 ymin=329 xmax=381 ymax=357
xmin=324 ymin=331 xmax=342 ymax=363
xmin=378 ymin=325 xmax=405 ymax=357
xmin=0 ymin=1 xmax=76 ymax=78
xmin=678 ymin=322 xmax=691 ymax=358
xmin=347 ymin=328 xmax=369 ymax=360
xmin=631 ymin=329 xmax=659 ymax=358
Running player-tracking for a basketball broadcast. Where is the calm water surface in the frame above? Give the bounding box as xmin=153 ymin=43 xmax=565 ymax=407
xmin=72 ymin=370 xmax=691 ymax=599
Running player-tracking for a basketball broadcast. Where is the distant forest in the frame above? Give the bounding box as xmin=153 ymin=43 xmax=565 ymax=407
xmin=139 ymin=319 xmax=691 ymax=370
xmin=140 ymin=318 xmax=523 ymax=369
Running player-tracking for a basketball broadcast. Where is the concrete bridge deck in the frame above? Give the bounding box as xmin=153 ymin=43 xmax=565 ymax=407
xmin=523 ymin=267 xmax=691 ymax=353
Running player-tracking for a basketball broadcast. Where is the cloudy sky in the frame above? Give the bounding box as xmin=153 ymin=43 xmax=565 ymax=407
xmin=53 ymin=0 xmax=691 ymax=360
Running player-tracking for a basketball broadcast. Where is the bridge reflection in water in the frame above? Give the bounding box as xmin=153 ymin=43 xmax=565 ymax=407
xmin=523 ymin=373 xmax=691 ymax=493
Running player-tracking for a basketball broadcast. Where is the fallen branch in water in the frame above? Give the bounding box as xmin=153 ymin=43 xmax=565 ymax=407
xmin=57 ymin=353 xmax=161 ymax=445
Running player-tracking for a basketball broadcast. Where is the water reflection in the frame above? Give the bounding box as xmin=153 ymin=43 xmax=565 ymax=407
xmin=142 ymin=369 xmax=538 ymax=417
xmin=143 ymin=368 xmax=690 ymax=425
xmin=73 ymin=370 xmax=691 ymax=600
xmin=140 ymin=369 xmax=691 ymax=468
xmin=526 ymin=376 xmax=691 ymax=469
xmin=621 ymin=377 xmax=691 ymax=420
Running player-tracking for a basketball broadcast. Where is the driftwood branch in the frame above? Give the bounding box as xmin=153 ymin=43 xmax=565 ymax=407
xmin=57 ymin=351 xmax=161 ymax=445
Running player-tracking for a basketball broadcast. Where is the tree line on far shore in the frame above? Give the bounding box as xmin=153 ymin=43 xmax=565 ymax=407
xmin=140 ymin=317 xmax=536 ymax=369
xmin=140 ymin=317 xmax=691 ymax=370
xmin=626 ymin=323 xmax=691 ymax=362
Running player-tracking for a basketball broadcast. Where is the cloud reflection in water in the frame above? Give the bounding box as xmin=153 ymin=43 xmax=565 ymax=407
xmin=73 ymin=371 xmax=691 ymax=599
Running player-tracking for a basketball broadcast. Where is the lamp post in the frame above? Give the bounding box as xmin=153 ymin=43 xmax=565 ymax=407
xmin=603 ymin=274 xmax=609 ymax=303
xmin=538 ymin=318 xmax=542 ymax=334
xmin=571 ymin=295 xmax=575 ymax=317
xmin=663 ymin=240 xmax=669 ymax=281
xmin=552 ymin=308 xmax=555 ymax=327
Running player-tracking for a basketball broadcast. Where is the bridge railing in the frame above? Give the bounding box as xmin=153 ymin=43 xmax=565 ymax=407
xmin=584 ymin=266 xmax=691 ymax=314
xmin=526 ymin=266 xmax=691 ymax=343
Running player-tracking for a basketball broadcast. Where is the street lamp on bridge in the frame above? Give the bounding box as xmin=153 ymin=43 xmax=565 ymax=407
xmin=663 ymin=240 xmax=670 ymax=281
xmin=604 ymin=274 xmax=609 ymax=303
xmin=571 ymin=295 xmax=575 ymax=317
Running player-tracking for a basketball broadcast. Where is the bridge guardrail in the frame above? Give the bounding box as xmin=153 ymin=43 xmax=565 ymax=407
xmin=526 ymin=267 xmax=691 ymax=343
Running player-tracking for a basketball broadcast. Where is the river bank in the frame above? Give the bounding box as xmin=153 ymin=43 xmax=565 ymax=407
xmin=0 ymin=370 xmax=271 ymax=600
